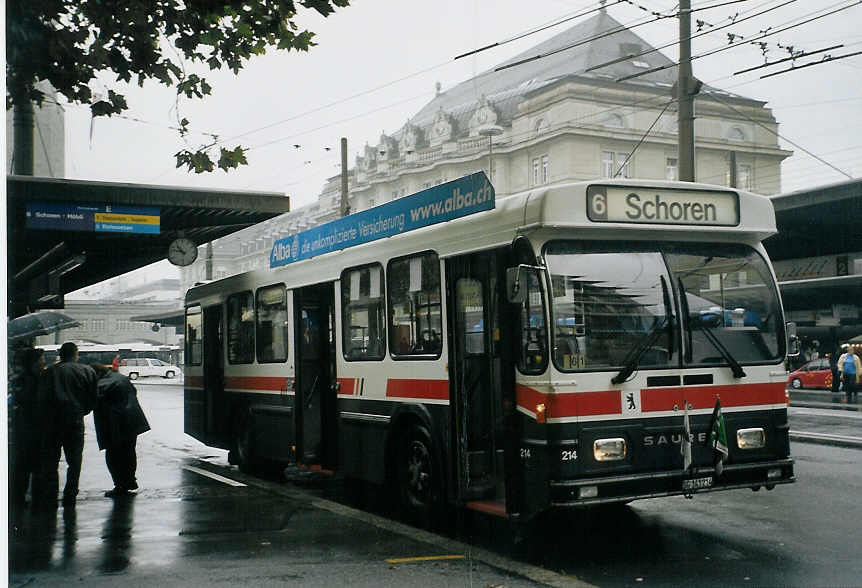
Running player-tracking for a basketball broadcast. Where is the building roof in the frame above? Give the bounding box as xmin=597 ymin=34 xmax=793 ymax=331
xmin=409 ymin=9 xmax=753 ymax=131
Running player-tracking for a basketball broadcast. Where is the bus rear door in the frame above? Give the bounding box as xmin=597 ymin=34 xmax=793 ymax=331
xmin=294 ymin=282 xmax=338 ymax=469
xmin=203 ymin=304 xmax=230 ymax=448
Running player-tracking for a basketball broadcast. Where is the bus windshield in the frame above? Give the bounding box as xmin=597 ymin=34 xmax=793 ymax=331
xmin=546 ymin=241 xmax=783 ymax=373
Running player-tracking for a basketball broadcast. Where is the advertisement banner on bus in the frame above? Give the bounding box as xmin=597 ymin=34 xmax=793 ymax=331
xmin=270 ymin=172 xmax=494 ymax=268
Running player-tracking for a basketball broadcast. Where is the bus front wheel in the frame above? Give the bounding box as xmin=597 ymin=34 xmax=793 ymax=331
xmin=396 ymin=425 xmax=440 ymax=523
xmin=235 ymin=410 xmax=256 ymax=474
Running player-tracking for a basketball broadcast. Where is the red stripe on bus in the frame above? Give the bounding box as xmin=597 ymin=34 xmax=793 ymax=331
xmin=224 ymin=376 xmax=286 ymax=391
xmin=386 ymin=379 xmax=449 ymax=400
xmin=516 ymin=386 xmax=621 ymax=418
xmin=641 ymin=382 xmax=786 ymax=412
xmin=337 ymin=377 xmax=357 ymax=396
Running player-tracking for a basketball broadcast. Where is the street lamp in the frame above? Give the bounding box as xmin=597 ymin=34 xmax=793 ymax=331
xmin=478 ymin=125 xmax=503 ymax=181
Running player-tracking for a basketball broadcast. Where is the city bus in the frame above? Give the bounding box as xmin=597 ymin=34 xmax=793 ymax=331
xmin=184 ymin=173 xmax=795 ymax=523
xmin=39 ymin=342 xmax=182 ymax=367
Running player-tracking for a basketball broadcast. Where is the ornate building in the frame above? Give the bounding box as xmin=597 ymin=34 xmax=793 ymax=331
xmin=183 ymin=9 xmax=791 ymax=289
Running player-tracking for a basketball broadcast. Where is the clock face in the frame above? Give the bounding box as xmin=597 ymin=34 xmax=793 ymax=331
xmin=168 ymin=238 xmax=198 ymax=266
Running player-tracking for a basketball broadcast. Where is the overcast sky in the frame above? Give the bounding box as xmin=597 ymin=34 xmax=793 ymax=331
xmin=61 ymin=0 xmax=862 ymax=295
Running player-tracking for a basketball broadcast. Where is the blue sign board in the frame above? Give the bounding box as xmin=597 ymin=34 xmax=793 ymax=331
xmin=26 ymin=202 xmax=161 ymax=234
xmin=271 ymin=172 xmax=494 ymax=269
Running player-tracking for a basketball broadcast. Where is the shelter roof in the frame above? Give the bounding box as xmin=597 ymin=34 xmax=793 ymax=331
xmin=7 ymin=175 xmax=289 ymax=316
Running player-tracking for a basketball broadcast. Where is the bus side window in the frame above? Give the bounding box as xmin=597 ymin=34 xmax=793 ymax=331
xmin=227 ymin=291 xmax=255 ymax=364
xmin=517 ymin=269 xmax=547 ymax=374
xmin=341 ymin=264 xmax=386 ymax=361
xmin=387 ymin=252 xmax=442 ymax=358
xmin=256 ymin=284 xmax=288 ymax=363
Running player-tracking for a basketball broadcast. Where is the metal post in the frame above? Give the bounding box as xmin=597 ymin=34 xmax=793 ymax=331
xmin=340 ymin=137 xmax=349 ymax=217
xmin=13 ymin=101 xmax=34 ymax=175
xmin=677 ymin=0 xmax=699 ymax=182
xmin=205 ymin=241 xmax=213 ymax=280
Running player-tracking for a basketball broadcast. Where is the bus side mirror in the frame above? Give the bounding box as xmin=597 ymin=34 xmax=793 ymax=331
xmin=506 ymin=267 xmax=528 ymax=304
xmin=786 ymin=322 xmax=800 ymax=357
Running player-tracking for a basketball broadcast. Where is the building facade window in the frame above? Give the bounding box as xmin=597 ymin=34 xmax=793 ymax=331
xmin=542 ymin=155 xmax=549 ymax=184
xmin=92 ymin=319 xmax=105 ymax=331
xmin=602 ymin=151 xmax=630 ymax=178
xmin=665 ymin=157 xmax=678 ymax=180
xmin=737 ymin=163 xmax=753 ymax=190
xmin=728 ymin=127 xmax=746 ymax=141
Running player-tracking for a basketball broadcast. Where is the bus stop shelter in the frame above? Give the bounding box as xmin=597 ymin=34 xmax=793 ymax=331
xmin=7 ymin=175 xmax=289 ymax=319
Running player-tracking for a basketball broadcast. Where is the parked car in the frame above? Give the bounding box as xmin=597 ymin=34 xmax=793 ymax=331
xmin=787 ymin=358 xmax=840 ymax=390
xmin=119 ymin=358 xmax=181 ymax=380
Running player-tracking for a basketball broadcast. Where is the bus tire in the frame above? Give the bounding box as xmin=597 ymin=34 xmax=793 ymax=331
xmin=235 ymin=410 xmax=256 ymax=474
xmin=396 ymin=424 xmax=440 ymax=525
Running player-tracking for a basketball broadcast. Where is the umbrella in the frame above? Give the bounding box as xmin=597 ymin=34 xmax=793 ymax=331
xmin=7 ymin=311 xmax=81 ymax=342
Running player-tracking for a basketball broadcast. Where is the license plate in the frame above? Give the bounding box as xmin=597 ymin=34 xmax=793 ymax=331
xmin=682 ymin=476 xmax=713 ymax=491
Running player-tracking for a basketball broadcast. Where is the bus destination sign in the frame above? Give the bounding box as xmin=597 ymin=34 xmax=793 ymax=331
xmin=270 ymin=172 xmax=494 ymax=268
xmin=587 ymin=185 xmax=739 ymax=226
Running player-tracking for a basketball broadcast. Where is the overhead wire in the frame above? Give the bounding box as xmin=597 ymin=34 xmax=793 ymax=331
xmin=616 ymin=0 xmax=862 ymax=82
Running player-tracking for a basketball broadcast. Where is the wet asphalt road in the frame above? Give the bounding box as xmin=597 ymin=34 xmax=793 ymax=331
xmin=8 ymin=381 xmax=862 ymax=587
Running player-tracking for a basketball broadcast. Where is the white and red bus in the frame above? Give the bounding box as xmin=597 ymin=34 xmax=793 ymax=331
xmin=184 ymin=174 xmax=795 ymax=523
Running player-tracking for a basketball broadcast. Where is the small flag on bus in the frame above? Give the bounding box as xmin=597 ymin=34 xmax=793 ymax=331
xmin=707 ymin=397 xmax=729 ymax=476
xmin=681 ymin=400 xmax=692 ymax=471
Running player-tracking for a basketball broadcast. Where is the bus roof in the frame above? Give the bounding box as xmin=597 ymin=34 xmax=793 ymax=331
xmin=187 ymin=179 xmax=775 ymax=302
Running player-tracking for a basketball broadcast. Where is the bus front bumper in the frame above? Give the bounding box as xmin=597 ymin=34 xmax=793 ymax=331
xmin=549 ymin=458 xmax=795 ymax=507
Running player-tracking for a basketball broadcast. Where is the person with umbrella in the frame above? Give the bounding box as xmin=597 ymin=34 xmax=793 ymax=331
xmin=9 ymin=347 xmax=47 ymax=509
xmin=91 ymin=364 xmax=150 ymax=497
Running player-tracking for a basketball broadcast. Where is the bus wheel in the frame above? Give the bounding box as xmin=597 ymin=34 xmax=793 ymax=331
xmin=397 ymin=425 xmax=439 ymax=523
xmin=235 ymin=411 xmax=256 ymax=474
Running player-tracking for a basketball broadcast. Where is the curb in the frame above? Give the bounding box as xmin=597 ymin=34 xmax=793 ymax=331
xmin=790 ymin=431 xmax=862 ymax=450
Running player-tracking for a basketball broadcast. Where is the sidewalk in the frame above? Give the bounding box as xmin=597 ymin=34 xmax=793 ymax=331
xmin=788 ymin=387 xmax=862 ymax=411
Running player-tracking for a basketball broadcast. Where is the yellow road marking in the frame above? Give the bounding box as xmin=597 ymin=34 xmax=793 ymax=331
xmin=385 ymin=554 xmax=466 ymax=564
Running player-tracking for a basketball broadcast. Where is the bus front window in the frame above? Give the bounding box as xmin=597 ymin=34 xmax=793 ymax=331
xmin=666 ymin=244 xmax=782 ymax=365
xmin=546 ymin=242 xmax=675 ymax=372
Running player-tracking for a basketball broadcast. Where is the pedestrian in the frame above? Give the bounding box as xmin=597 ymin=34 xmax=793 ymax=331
xmin=829 ymin=347 xmax=841 ymax=394
xmin=43 ymin=342 xmax=98 ymax=507
xmin=8 ymin=347 xmax=46 ymax=509
xmin=92 ymin=364 xmax=150 ymax=497
xmin=837 ymin=345 xmax=861 ymax=401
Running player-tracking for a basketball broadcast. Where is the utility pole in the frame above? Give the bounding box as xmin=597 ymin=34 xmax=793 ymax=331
xmin=677 ymin=0 xmax=701 ymax=182
xmin=340 ymin=137 xmax=350 ymax=217
xmin=13 ymin=101 xmax=34 ymax=175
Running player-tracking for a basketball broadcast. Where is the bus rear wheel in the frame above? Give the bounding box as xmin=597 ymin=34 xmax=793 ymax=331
xmin=396 ymin=425 xmax=440 ymax=524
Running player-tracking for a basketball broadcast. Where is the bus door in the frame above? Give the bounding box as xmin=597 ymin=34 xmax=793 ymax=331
xmin=293 ymin=282 xmax=337 ymax=469
xmin=203 ymin=304 xmax=229 ymax=447
xmin=447 ymin=250 xmax=512 ymax=504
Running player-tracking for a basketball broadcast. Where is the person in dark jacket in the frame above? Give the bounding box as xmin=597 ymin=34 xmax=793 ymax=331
xmin=43 ymin=341 xmax=98 ymax=507
xmin=9 ymin=347 xmax=46 ymax=509
xmin=92 ymin=364 xmax=150 ymax=497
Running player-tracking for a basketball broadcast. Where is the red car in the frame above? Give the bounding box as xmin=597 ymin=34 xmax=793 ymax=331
xmin=787 ymin=358 xmax=839 ymax=390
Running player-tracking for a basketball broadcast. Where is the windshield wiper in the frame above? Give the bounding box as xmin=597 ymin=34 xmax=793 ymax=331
xmin=677 ymin=278 xmax=746 ymax=378
xmin=611 ymin=276 xmax=674 ymax=385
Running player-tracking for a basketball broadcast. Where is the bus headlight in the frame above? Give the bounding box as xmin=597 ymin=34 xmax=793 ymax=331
xmin=737 ymin=428 xmax=765 ymax=449
xmin=594 ymin=438 xmax=626 ymax=461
